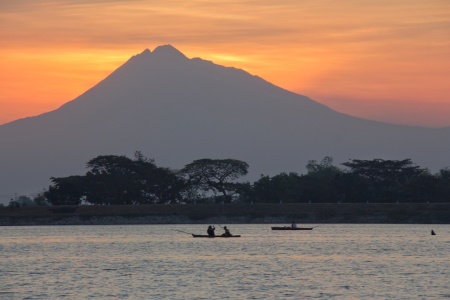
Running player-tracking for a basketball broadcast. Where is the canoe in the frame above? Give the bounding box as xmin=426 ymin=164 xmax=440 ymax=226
xmin=192 ymin=234 xmax=241 ymax=238
xmin=271 ymin=227 xmax=313 ymax=230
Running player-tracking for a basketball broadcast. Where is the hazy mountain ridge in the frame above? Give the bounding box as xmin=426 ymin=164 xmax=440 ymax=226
xmin=1 ymin=45 xmax=449 ymax=200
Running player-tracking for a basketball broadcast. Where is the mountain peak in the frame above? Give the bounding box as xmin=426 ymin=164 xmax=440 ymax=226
xmin=118 ymin=45 xmax=187 ymax=72
xmin=140 ymin=48 xmax=152 ymax=55
xmin=152 ymin=44 xmax=187 ymax=60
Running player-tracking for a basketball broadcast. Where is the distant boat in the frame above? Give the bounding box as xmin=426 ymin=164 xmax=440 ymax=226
xmin=192 ymin=234 xmax=241 ymax=238
xmin=271 ymin=227 xmax=313 ymax=231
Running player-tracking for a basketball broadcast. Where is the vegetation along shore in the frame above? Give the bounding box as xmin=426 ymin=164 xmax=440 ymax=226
xmin=2 ymin=152 xmax=449 ymax=225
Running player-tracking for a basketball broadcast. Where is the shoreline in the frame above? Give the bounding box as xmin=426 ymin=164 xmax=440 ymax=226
xmin=1 ymin=203 xmax=449 ymax=226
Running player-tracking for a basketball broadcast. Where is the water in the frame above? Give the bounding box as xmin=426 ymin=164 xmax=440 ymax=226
xmin=1 ymin=224 xmax=449 ymax=299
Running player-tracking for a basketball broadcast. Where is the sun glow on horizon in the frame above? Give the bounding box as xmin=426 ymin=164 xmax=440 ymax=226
xmin=1 ymin=0 xmax=449 ymax=127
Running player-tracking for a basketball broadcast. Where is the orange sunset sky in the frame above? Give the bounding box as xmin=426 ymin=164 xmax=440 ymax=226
xmin=1 ymin=0 xmax=449 ymax=127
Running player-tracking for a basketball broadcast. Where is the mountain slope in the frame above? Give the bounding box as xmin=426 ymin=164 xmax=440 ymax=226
xmin=1 ymin=45 xmax=449 ymax=200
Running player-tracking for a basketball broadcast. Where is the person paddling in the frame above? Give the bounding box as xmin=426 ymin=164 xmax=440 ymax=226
xmin=222 ymin=226 xmax=232 ymax=237
xmin=207 ymin=225 xmax=215 ymax=237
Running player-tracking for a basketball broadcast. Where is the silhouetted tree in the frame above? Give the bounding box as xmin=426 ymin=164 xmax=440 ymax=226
xmin=45 ymin=152 xmax=183 ymax=205
xmin=45 ymin=176 xmax=85 ymax=205
xmin=304 ymin=157 xmax=343 ymax=202
xmin=306 ymin=156 xmax=341 ymax=178
xmin=8 ymin=195 xmax=35 ymax=207
xmin=84 ymin=155 xmax=143 ymax=204
xmin=253 ymin=172 xmax=303 ymax=203
xmin=83 ymin=152 xmax=183 ymax=204
xmin=435 ymin=168 xmax=450 ymax=202
xmin=180 ymin=158 xmax=249 ymax=203
xmin=342 ymin=158 xmax=425 ymax=202
xmin=33 ymin=192 xmax=50 ymax=206
xmin=402 ymin=171 xmax=439 ymax=203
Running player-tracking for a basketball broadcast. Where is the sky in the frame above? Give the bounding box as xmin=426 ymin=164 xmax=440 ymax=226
xmin=1 ymin=0 xmax=450 ymax=128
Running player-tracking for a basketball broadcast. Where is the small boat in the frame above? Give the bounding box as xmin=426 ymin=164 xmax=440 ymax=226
xmin=192 ymin=234 xmax=241 ymax=238
xmin=271 ymin=227 xmax=313 ymax=230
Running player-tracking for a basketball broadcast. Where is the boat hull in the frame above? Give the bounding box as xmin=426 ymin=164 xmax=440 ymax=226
xmin=192 ymin=234 xmax=241 ymax=238
xmin=271 ymin=227 xmax=313 ymax=230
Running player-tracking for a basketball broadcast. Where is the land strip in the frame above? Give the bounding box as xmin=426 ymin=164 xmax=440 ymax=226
xmin=1 ymin=203 xmax=449 ymax=226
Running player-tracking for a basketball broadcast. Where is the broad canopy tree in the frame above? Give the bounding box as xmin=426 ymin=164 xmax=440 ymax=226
xmin=45 ymin=175 xmax=86 ymax=205
xmin=341 ymin=158 xmax=424 ymax=184
xmin=341 ymin=158 xmax=426 ymax=202
xmin=84 ymin=155 xmax=143 ymax=205
xmin=46 ymin=152 xmax=184 ymax=205
xmin=180 ymin=158 xmax=249 ymax=203
xmin=252 ymin=172 xmax=303 ymax=203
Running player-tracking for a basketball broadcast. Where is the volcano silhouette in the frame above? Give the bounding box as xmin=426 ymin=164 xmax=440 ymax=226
xmin=1 ymin=45 xmax=449 ymax=199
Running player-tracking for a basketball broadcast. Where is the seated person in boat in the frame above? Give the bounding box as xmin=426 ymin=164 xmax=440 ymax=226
xmin=221 ymin=226 xmax=232 ymax=237
xmin=291 ymin=221 xmax=297 ymax=229
xmin=207 ymin=225 xmax=215 ymax=237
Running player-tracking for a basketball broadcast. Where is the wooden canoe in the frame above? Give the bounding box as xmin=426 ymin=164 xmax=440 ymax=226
xmin=192 ymin=234 xmax=241 ymax=238
xmin=271 ymin=227 xmax=313 ymax=230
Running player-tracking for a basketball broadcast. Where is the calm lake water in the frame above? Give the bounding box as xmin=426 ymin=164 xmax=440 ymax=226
xmin=1 ymin=224 xmax=449 ymax=299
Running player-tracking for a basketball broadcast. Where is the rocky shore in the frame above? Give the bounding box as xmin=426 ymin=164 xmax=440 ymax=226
xmin=1 ymin=203 xmax=449 ymax=226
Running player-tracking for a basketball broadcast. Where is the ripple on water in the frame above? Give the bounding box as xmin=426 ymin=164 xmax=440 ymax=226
xmin=0 ymin=224 xmax=449 ymax=299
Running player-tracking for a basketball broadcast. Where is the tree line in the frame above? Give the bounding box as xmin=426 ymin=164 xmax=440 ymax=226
xmin=6 ymin=152 xmax=450 ymax=207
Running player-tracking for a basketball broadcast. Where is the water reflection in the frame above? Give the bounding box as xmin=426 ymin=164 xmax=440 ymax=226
xmin=0 ymin=224 xmax=448 ymax=299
